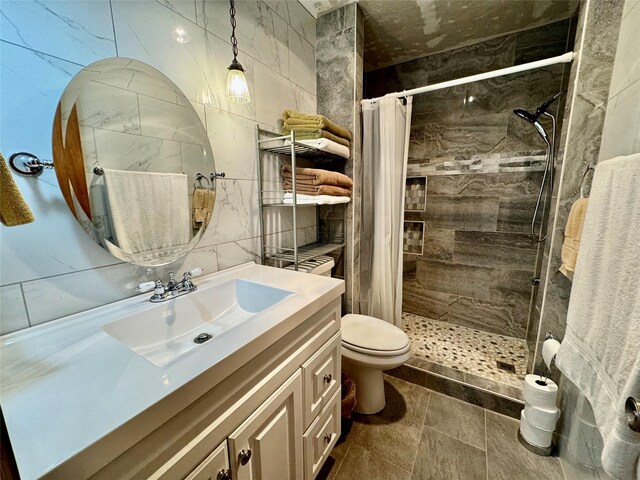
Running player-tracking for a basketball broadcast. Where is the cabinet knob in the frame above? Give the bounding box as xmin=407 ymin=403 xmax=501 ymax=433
xmin=324 ymin=433 xmax=332 ymax=444
xmin=238 ymin=449 xmax=252 ymax=466
xmin=217 ymin=469 xmax=231 ymax=480
xmin=323 ymin=374 xmax=332 ymax=384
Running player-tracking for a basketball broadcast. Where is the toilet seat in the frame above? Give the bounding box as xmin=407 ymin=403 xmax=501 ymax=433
xmin=341 ymin=314 xmax=410 ymax=357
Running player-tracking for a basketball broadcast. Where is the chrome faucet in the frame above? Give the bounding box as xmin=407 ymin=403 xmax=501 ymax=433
xmin=136 ymin=268 xmax=203 ymax=302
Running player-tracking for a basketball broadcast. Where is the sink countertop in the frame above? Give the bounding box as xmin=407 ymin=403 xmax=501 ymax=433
xmin=0 ymin=263 xmax=344 ymax=480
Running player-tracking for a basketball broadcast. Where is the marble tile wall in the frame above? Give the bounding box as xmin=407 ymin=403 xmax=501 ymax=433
xmin=365 ymin=19 xmax=573 ymax=163
xmin=315 ymin=3 xmax=363 ymax=314
xmin=531 ymin=0 xmax=626 ymax=476
xmin=364 ymin=21 xmax=573 ymax=340
xmin=0 ymin=0 xmax=317 ymax=334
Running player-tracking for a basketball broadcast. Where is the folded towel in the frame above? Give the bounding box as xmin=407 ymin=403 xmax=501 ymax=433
xmin=560 ymin=197 xmax=589 ymax=280
xmin=555 ymin=154 xmax=640 ymax=480
xmin=0 ymin=152 xmax=34 ymax=226
xmin=284 ymin=138 xmax=350 ymax=159
xmin=281 ymin=164 xmax=353 ymax=189
xmin=192 ymin=187 xmax=215 ymax=229
xmin=282 ymin=181 xmax=352 ymax=197
xmin=281 ymin=126 xmax=350 ymax=148
xmin=283 ymin=192 xmax=351 ymax=205
xmin=103 ymin=169 xmax=190 ymax=255
xmin=282 ymin=109 xmax=352 ymax=141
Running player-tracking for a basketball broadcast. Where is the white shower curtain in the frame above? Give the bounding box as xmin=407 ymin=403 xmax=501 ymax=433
xmin=360 ymin=94 xmax=413 ymax=326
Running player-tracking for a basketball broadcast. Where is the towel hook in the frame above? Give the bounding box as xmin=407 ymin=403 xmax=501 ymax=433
xmin=579 ymin=165 xmax=595 ymax=198
xmin=9 ymin=152 xmax=54 ymax=177
xmin=194 ymin=172 xmax=210 ymax=190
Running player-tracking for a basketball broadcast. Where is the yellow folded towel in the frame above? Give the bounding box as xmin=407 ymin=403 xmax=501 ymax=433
xmin=560 ymin=197 xmax=589 ymax=280
xmin=192 ymin=188 xmax=215 ymax=229
xmin=282 ymin=109 xmax=352 ymax=141
xmin=281 ymin=164 xmax=353 ymax=189
xmin=0 ymin=152 xmax=34 ymax=226
xmin=281 ymin=126 xmax=350 ymax=148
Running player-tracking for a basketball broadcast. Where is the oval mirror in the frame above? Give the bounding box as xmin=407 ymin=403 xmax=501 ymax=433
xmin=52 ymin=57 xmax=215 ymax=267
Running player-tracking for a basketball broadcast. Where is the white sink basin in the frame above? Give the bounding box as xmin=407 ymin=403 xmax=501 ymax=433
xmin=103 ymin=279 xmax=294 ymax=367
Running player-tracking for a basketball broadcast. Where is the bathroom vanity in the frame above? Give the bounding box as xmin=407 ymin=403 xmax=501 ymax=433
xmin=0 ymin=263 xmax=344 ymax=480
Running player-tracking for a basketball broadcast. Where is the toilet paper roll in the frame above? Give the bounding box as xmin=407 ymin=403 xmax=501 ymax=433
xmin=542 ymin=338 xmax=561 ymax=369
xmin=524 ymin=402 xmax=561 ymax=430
xmin=523 ymin=374 xmax=558 ymax=409
xmin=520 ymin=410 xmax=554 ymax=448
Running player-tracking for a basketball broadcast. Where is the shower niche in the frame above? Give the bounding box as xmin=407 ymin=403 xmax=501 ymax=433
xmin=403 ymin=221 xmax=424 ymax=255
xmin=405 ymin=176 xmax=427 ymax=212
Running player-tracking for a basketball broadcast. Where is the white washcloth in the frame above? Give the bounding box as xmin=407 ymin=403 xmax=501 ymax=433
xmin=103 ymin=169 xmax=190 ymax=255
xmin=555 ymin=154 xmax=640 ymax=480
xmin=284 ymin=138 xmax=350 ymax=159
xmin=283 ymin=192 xmax=351 ymax=205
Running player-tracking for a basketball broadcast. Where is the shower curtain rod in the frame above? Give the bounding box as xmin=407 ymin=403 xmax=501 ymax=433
xmin=361 ymin=51 xmax=576 ymax=104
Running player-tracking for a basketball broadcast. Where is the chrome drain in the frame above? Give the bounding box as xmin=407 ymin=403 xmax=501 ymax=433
xmin=194 ymin=333 xmax=212 ymax=344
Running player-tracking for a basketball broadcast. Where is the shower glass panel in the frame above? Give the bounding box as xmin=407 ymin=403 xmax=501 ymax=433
xmin=364 ymin=18 xmax=574 ymax=399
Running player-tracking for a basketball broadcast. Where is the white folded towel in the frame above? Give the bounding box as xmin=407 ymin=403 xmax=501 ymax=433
xmin=103 ymin=169 xmax=190 ymax=255
xmin=284 ymin=138 xmax=350 ymax=159
xmin=555 ymin=154 xmax=640 ymax=480
xmin=282 ymin=192 xmax=351 ymax=205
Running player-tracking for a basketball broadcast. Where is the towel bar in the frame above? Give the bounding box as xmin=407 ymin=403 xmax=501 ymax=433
xmin=9 ymin=152 xmax=53 ymax=177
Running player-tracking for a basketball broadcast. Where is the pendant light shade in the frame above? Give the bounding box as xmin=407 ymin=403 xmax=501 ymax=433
xmin=226 ymin=60 xmax=250 ymax=104
xmin=226 ymin=0 xmax=250 ymax=104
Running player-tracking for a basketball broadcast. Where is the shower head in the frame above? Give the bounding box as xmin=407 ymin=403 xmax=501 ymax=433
xmin=513 ymin=93 xmax=561 ymax=144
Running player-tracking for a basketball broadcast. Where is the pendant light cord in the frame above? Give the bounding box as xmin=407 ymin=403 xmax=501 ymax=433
xmin=229 ymin=0 xmax=239 ymax=63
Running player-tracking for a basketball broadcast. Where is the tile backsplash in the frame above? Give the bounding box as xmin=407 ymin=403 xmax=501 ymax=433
xmin=0 ymin=0 xmax=317 ymax=334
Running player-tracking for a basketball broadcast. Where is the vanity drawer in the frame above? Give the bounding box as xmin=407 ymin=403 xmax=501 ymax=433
xmin=303 ymin=388 xmax=341 ymax=480
xmin=185 ymin=441 xmax=229 ymax=480
xmin=302 ymin=332 xmax=341 ymax=429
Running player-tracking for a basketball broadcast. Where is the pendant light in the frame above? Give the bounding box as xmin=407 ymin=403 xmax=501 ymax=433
xmin=226 ymin=0 xmax=250 ymax=104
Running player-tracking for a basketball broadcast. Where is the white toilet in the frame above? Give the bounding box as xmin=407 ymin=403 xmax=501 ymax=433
xmin=341 ymin=314 xmax=411 ymax=414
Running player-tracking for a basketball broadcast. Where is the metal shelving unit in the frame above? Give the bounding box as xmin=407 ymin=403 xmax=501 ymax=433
xmin=256 ymin=126 xmax=346 ymax=271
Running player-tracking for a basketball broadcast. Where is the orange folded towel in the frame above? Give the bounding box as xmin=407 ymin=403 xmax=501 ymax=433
xmin=281 ymin=165 xmax=353 ymax=189
xmin=282 ymin=180 xmax=352 ymax=197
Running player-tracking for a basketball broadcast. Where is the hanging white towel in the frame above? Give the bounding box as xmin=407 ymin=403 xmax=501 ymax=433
xmin=103 ymin=169 xmax=190 ymax=255
xmin=555 ymin=154 xmax=640 ymax=480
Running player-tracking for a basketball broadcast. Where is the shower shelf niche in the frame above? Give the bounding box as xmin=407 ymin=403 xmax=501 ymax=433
xmin=403 ymin=221 xmax=425 ymax=255
xmin=405 ymin=176 xmax=427 ymax=212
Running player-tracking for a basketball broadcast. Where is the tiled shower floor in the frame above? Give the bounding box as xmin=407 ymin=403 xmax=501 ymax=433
xmin=402 ymin=312 xmax=528 ymax=389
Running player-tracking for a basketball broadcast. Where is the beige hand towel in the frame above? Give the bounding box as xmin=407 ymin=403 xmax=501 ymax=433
xmin=193 ymin=187 xmax=215 ymax=229
xmin=281 ymin=126 xmax=351 ymax=148
xmin=282 ymin=109 xmax=352 ymax=141
xmin=282 ymin=180 xmax=352 ymax=197
xmin=560 ymin=197 xmax=589 ymax=280
xmin=281 ymin=164 xmax=353 ymax=189
xmin=0 ymin=152 xmax=35 ymax=226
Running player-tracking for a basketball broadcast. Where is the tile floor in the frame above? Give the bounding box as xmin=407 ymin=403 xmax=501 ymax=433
xmin=403 ymin=312 xmax=528 ymax=389
xmin=318 ymin=375 xmax=570 ymax=480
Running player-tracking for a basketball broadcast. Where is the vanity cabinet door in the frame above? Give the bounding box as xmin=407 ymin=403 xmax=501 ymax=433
xmin=303 ymin=388 xmax=341 ymax=480
xmin=302 ymin=333 xmax=341 ymax=429
xmin=185 ymin=441 xmax=230 ymax=480
xmin=228 ymin=370 xmax=303 ymax=480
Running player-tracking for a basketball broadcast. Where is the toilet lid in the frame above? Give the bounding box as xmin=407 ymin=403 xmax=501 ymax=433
xmin=342 ymin=314 xmax=409 ymax=353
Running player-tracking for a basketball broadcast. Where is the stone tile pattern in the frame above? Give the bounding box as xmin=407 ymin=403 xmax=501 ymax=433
xmin=365 ymin=20 xmax=573 ymax=341
xmin=0 ymin=0 xmax=317 ymax=333
xmin=531 ymin=0 xmax=625 ymax=474
xmin=318 ymin=375 xmax=565 ymax=480
xmin=403 ymin=312 xmax=528 ymax=389
xmin=402 ymin=222 xmax=424 ymax=255
xmin=401 ymin=167 xmax=543 ymax=339
xmin=316 ymin=4 xmax=364 ymax=314
xmin=405 ymin=177 xmax=426 ymax=211
xmin=366 ymin=20 xmax=573 ymax=162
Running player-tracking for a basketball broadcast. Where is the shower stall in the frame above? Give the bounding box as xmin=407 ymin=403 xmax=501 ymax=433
xmin=362 ymin=18 xmax=576 ymax=399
